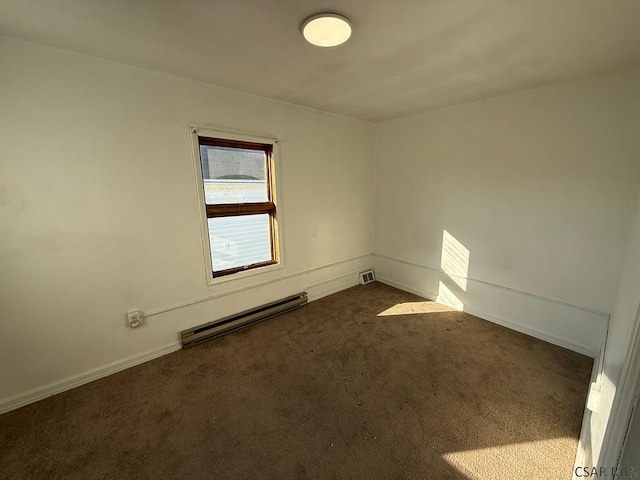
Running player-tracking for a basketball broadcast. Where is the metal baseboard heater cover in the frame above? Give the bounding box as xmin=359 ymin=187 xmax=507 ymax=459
xmin=181 ymin=292 xmax=308 ymax=348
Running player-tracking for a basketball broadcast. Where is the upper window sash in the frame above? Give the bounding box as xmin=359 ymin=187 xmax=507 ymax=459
xmin=198 ymin=136 xmax=273 ymax=207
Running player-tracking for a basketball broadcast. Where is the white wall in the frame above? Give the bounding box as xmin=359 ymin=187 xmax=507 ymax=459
xmin=374 ymin=69 xmax=640 ymax=355
xmin=2 ymin=35 xmax=639 ymax=454
xmin=0 ymin=37 xmax=375 ymax=411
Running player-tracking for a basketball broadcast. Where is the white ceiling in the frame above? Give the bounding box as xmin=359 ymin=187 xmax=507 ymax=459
xmin=1 ymin=0 xmax=639 ymax=122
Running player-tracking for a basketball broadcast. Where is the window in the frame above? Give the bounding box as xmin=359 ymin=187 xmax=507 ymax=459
xmin=195 ymin=133 xmax=279 ymax=279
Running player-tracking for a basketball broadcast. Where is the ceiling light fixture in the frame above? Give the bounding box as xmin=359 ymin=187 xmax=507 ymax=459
xmin=301 ymin=13 xmax=352 ymax=47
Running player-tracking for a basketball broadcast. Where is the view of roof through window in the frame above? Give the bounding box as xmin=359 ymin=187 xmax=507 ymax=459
xmin=200 ymin=145 xmax=267 ymax=204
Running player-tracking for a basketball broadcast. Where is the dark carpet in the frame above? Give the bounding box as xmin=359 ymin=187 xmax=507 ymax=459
xmin=0 ymin=282 xmax=592 ymax=479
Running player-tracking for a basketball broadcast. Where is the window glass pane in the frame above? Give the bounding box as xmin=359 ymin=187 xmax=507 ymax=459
xmin=208 ymin=214 xmax=272 ymax=272
xmin=200 ymin=146 xmax=268 ymax=204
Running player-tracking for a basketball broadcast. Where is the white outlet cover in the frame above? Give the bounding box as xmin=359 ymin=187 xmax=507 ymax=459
xmin=587 ymin=382 xmax=602 ymax=413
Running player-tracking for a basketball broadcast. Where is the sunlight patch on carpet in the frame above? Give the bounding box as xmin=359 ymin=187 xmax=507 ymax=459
xmin=441 ymin=436 xmax=578 ymax=479
xmin=377 ymin=301 xmax=457 ymax=316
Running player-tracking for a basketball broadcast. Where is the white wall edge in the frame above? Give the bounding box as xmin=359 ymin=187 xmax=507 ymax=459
xmin=377 ymin=275 xmax=600 ymax=358
xmin=0 ymin=257 xmax=372 ymax=416
xmin=0 ymin=342 xmax=182 ymax=415
xmin=574 ymin=351 xmax=603 ymax=476
xmin=599 ymin=304 xmax=640 ymax=469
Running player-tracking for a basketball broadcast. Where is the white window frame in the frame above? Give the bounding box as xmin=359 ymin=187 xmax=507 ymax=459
xmin=190 ymin=126 xmax=284 ymax=285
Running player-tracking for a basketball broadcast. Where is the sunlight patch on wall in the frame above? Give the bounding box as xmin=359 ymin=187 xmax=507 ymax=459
xmin=377 ymin=301 xmax=457 ymax=317
xmin=436 ymin=281 xmax=464 ymax=311
xmin=441 ymin=230 xmax=470 ymax=291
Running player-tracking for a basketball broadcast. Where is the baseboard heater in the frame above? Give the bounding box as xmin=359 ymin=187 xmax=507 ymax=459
xmin=180 ymin=292 xmax=308 ymax=348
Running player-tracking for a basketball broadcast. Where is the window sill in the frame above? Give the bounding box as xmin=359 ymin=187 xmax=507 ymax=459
xmin=206 ymin=260 xmax=284 ymax=286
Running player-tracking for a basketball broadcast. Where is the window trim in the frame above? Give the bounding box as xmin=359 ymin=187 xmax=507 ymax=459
xmin=190 ymin=126 xmax=284 ymax=286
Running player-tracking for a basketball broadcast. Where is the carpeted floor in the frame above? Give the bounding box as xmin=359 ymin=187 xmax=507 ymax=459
xmin=0 ymin=282 xmax=592 ymax=479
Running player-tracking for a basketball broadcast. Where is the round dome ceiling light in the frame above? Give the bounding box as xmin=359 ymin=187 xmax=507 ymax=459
xmin=301 ymin=13 xmax=352 ymax=47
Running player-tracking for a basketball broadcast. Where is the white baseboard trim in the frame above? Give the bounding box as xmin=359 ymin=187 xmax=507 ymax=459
xmin=0 ymin=342 xmax=181 ymax=415
xmin=462 ymin=303 xmax=599 ymax=357
xmin=374 ymin=253 xmax=608 ymax=317
xmin=376 ymin=276 xmax=438 ymax=302
xmin=145 ymin=253 xmax=374 ymax=318
xmin=377 ymin=275 xmax=599 ymax=357
xmin=0 ymin=258 xmax=371 ymax=416
xmin=306 ymin=270 xmax=362 ymax=302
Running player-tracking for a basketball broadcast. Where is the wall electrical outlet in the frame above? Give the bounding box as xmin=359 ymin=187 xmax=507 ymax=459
xmin=126 ymin=310 xmax=144 ymax=328
xmin=587 ymin=382 xmax=602 ymax=413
